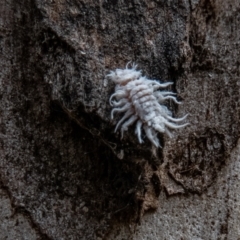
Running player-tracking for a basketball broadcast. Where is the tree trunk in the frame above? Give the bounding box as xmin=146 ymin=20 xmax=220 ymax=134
xmin=0 ymin=0 xmax=239 ymax=239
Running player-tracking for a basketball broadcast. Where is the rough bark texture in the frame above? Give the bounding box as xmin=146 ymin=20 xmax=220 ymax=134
xmin=0 ymin=0 xmax=240 ymax=239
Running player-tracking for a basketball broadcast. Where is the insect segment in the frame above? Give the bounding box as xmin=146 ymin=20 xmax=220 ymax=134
xmin=108 ymin=63 xmax=188 ymax=147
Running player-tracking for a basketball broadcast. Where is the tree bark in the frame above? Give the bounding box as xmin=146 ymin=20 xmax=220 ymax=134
xmin=0 ymin=0 xmax=239 ymax=239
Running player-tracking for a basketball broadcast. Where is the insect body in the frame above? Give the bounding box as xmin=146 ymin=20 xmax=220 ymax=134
xmin=108 ymin=63 xmax=188 ymax=147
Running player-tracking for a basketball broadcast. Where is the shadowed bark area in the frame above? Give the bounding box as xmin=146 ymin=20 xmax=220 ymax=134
xmin=0 ymin=0 xmax=240 ymax=239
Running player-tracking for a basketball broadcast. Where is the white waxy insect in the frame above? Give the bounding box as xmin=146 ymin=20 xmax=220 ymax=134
xmin=108 ymin=63 xmax=188 ymax=147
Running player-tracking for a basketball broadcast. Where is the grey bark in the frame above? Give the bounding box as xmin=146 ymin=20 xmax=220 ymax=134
xmin=0 ymin=0 xmax=240 ymax=239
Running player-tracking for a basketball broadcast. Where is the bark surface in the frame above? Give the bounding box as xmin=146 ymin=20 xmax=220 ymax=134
xmin=0 ymin=0 xmax=240 ymax=239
